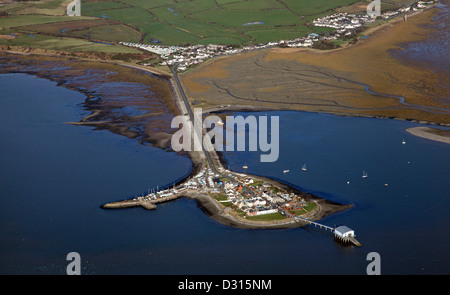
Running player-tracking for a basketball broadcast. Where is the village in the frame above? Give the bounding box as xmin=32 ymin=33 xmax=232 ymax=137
xmin=119 ymin=1 xmax=436 ymax=72
xmin=133 ymin=166 xmax=315 ymax=219
xmin=120 ymin=31 xmax=333 ymax=71
xmin=119 ymin=41 xmax=282 ymax=71
xmin=313 ymin=0 xmax=435 ymax=29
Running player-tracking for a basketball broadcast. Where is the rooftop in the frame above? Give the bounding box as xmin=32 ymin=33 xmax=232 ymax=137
xmin=335 ymin=225 xmax=354 ymax=235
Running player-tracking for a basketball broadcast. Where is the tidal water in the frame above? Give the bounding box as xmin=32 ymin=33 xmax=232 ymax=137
xmin=391 ymin=0 xmax=450 ymax=78
xmin=0 ymin=73 xmax=448 ymax=275
xmin=390 ymin=0 xmax=450 ymax=106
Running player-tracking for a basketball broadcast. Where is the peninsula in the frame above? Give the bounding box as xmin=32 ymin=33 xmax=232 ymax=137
xmin=100 ymin=1 xmax=447 ymax=229
xmin=101 ymin=65 xmax=352 ymax=230
xmin=1 ymin=0 xmax=447 ymax=231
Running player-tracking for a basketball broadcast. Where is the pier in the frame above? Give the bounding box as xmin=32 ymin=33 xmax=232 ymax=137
xmin=102 ymin=192 xmax=185 ymax=210
xmin=292 ymin=215 xmax=362 ymax=247
xmin=293 ymin=214 xmax=335 ymax=232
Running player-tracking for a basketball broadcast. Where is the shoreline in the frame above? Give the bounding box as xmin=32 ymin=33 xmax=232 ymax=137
xmin=0 ymin=51 xmax=435 ymax=230
xmin=99 ymin=73 xmax=352 ymax=229
xmin=100 ymin=133 xmax=352 ymax=230
xmin=2 ymin=2 xmax=448 ymax=129
xmin=196 ymin=149 xmax=352 ymax=229
xmin=181 ymin=3 xmax=450 ymax=127
xmin=406 ymin=127 xmax=450 ymax=145
xmin=2 ymin=5 xmax=445 ymax=229
xmin=203 ymin=104 xmax=450 ymax=127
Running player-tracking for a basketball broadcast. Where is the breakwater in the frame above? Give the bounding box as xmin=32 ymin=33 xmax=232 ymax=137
xmin=102 ymin=193 xmax=183 ymax=210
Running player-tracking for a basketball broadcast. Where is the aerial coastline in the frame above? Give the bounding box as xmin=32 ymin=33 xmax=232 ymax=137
xmin=0 ymin=52 xmax=352 ymax=230
xmin=0 ymin=1 xmax=447 ymax=230
xmin=101 ymin=146 xmax=352 ymax=230
xmin=180 ymin=3 xmax=450 ymax=127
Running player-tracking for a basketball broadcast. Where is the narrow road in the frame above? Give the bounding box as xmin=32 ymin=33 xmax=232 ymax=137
xmin=170 ymin=66 xmax=221 ymax=176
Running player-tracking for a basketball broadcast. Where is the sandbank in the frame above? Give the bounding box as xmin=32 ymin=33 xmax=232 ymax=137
xmin=406 ymin=127 xmax=450 ymax=144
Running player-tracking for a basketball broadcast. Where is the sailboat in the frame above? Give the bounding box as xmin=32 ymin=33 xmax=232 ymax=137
xmin=402 ymin=138 xmax=406 ymax=145
xmin=362 ymin=171 xmax=368 ymax=179
xmin=301 ymin=164 xmax=307 ymax=172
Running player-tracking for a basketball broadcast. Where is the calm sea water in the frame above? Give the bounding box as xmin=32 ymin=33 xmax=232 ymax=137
xmin=0 ymin=73 xmax=448 ymax=275
xmin=1 ymin=3 xmax=450 ymax=274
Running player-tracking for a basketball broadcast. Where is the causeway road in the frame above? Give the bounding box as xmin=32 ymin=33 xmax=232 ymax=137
xmin=170 ymin=66 xmax=222 ymax=176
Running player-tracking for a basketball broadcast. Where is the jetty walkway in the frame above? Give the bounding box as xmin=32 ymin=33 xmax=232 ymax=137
xmin=281 ymin=206 xmax=361 ymax=247
xmin=295 ymin=214 xmax=362 ymax=246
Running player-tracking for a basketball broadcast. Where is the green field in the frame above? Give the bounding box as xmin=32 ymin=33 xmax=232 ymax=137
xmin=0 ymin=33 xmax=140 ymax=53
xmin=69 ymin=24 xmax=142 ymax=43
xmin=246 ymin=212 xmax=286 ymax=221
xmin=0 ymin=0 xmax=367 ymax=49
xmin=281 ymin=0 xmax=358 ymax=15
xmin=0 ymin=14 xmax=92 ymax=29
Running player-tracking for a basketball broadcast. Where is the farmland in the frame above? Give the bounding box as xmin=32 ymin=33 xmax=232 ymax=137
xmin=0 ymin=0 xmax=374 ymax=50
xmin=79 ymin=0 xmax=362 ymax=45
xmin=0 ymin=0 xmax=422 ymax=57
xmin=0 ymin=9 xmax=141 ymax=53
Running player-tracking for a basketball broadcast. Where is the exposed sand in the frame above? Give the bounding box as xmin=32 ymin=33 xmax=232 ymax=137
xmin=0 ymin=52 xmax=179 ymax=149
xmin=0 ymin=34 xmax=16 ymax=40
xmin=406 ymin=127 xmax=450 ymax=144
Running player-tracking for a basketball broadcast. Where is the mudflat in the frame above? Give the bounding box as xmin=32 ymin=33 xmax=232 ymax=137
xmin=0 ymin=52 xmax=178 ymax=149
xmin=181 ymin=7 xmax=450 ymax=126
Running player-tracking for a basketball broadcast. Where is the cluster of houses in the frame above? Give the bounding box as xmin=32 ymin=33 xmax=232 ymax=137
xmin=232 ymin=175 xmax=310 ymax=217
xmin=119 ymin=41 xmax=284 ymax=71
xmin=312 ymin=13 xmax=374 ymax=30
xmin=131 ymin=168 xmax=217 ymax=202
xmin=120 ymin=31 xmax=330 ymax=71
xmin=416 ymin=1 xmax=436 ymax=8
xmin=131 ymin=165 xmax=312 ymax=218
xmin=381 ymin=0 xmax=436 ymax=19
xmin=222 ymin=178 xmax=307 ymax=217
xmin=185 ymin=167 xmax=310 ymax=217
xmin=133 ymin=186 xmax=180 ymax=202
xmin=313 ymin=0 xmax=436 ymax=31
xmin=182 ymin=167 xmax=219 ymax=190
xmin=222 ymin=179 xmax=279 ymax=217
xmin=120 ymin=1 xmax=435 ymax=72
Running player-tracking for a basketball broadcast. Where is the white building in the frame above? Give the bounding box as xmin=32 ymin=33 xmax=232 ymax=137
xmin=334 ymin=225 xmax=355 ymax=238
